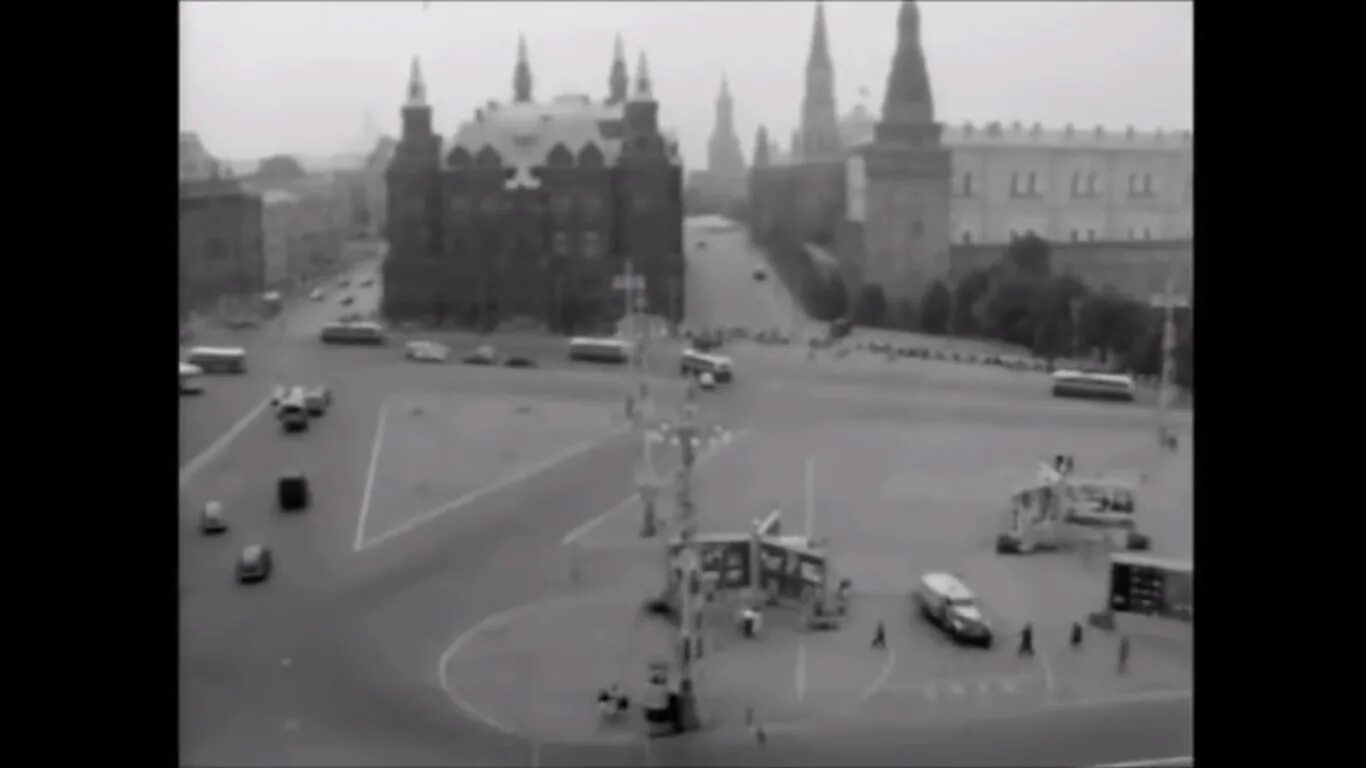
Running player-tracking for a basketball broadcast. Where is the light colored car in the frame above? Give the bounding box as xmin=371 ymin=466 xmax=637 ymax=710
xmin=309 ymin=288 xmax=325 ymax=301
xmin=236 ymin=544 xmax=273 ymax=584
xmin=462 ymin=345 xmax=498 ymax=365
xmin=303 ymin=386 xmax=331 ymax=416
xmin=200 ymin=501 xmax=228 ymax=535
xmin=698 ymin=371 xmax=716 ymax=390
xmin=406 ymin=340 xmax=450 ymax=363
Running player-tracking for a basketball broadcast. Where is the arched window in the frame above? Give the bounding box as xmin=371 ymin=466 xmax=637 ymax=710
xmin=960 ymin=231 xmax=973 ymax=245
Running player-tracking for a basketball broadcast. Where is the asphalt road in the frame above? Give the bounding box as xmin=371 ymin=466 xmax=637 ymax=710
xmin=179 ymin=233 xmax=1191 ymax=766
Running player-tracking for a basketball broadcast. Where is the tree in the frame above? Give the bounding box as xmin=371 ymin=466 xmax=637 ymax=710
xmin=919 ymin=281 xmax=952 ymax=334
xmin=894 ymin=298 xmax=918 ymax=331
xmin=952 ymin=268 xmax=992 ymax=336
xmin=254 ymin=154 xmax=307 ymax=183
xmin=1004 ymin=233 xmax=1052 ymax=280
xmin=828 ymin=274 xmax=849 ymax=320
xmin=853 ymin=284 xmax=887 ymax=328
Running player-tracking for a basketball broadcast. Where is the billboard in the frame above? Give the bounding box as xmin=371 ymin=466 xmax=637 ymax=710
xmin=757 ymin=540 xmax=828 ymax=604
xmin=1109 ymin=554 xmax=1192 ymax=622
xmin=670 ymin=533 xmax=753 ymax=591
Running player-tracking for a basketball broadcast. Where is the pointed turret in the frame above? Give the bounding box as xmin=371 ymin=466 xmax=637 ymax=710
xmin=808 ymin=1 xmax=832 ymax=69
xmin=608 ymin=33 xmax=629 ymax=104
xmin=753 ymin=126 xmax=771 ymax=168
xmin=707 ymin=75 xmax=744 ymax=174
xmin=881 ymin=1 xmax=934 ymax=126
xmin=799 ymin=1 xmax=841 ymax=161
xmin=632 ymin=52 xmax=653 ymax=101
xmin=406 ymin=56 xmax=427 ymax=107
xmin=513 ymin=34 xmax=533 ymax=103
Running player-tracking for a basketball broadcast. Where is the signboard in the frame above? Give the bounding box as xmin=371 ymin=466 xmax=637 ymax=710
xmin=1109 ymin=554 xmax=1193 ymax=622
xmin=670 ymin=534 xmax=752 ymax=591
xmin=757 ymin=540 xmax=827 ymax=604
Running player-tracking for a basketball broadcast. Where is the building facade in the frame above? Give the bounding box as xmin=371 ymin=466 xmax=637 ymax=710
xmin=179 ymin=132 xmax=222 ymax=182
xmin=179 ymin=177 xmax=265 ymax=318
xmin=752 ymin=1 xmax=1194 ymax=305
xmin=384 ymin=38 xmax=684 ymax=331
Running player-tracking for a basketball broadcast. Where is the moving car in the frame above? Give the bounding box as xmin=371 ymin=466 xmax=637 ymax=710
xmin=1051 ymin=369 xmax=1136 ymax=402
xmin=320 ymin=321 xmax=386 ymax=345
xmin=276 ymin=389 xmax=310 ymax=432
xmin=504 ymin=355 xmax=537 ymax=368
xmin=236 ymin=544 xmax=272 ymax=584
xmin=462 ymin=345 xmax=498 ymax=365
xmin=406 ymin=340 xmax=450 ymax=363
xmin=278 ymin=471 xmax=310 ymax=511
xmin=303 ymin=386 xmax=331 ymax=416
xmin=309 ymin=288 xmax=326 ymax=301
xmin=338 ymin=279 xmax=351 ymax=288
xmin=360 ymin=277 xmax=375 ymax=287
xmin=187 ymin=346 xmax=247 ymax=374
xmin=912 ymin=572 xmax=994 ymax=648
xmin=752 ymin=268 xmax=768 ymax=281
xmin=226 ymin=316 xmax=259 ymax=329
xmin=697 ymin=371 xmax=716 ymax=390
xmin=568 ymin=336 xmax=633 ymax=364
xmin=199 ymin=501 xmax=228 ymax=535
xmin=340 ymin=295 xmax=355 ymax=306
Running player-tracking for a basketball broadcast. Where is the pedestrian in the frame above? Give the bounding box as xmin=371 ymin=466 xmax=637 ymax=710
xmin=1018 ymin=623 xmax=1035 ymax=658
xmin=1070 ymin=621 xmax=1084 ymax=650
xmin=872 ymin=620 xmax=887 ymax=649
xmin=1118 ymin=635 xmax=1131 ymax=675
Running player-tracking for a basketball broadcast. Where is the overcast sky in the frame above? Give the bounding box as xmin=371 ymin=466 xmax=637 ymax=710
xmin=180 ymin=1 xmax=1192 ymax=166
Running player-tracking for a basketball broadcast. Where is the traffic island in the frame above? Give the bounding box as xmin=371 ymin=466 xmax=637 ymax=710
xmin=438 ymin=588 xmax=895 ymax=746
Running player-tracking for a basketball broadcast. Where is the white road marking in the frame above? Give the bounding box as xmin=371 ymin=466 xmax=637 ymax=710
xmin=923 ymin=683 xmax=937 ymax=702
xmin=977 ymin=679 xmax=992 ymax=695
xmin=360 ymin=424 xmax=630 ymax=552
xmin=1002 ymin=677 xmax=1017 ymax=694
xmin=179 ymin=398 xmax=270 ymax=489
xmin=1090 ymin=756 xmax=1192 ymax=768
xmin=1052 ymin=688 xmax=1193 ymax=711
xmin=804 ymin=455 xmax=815 ymax=539
xmin=352 ymin=398 xmax=391 ymax=552
xmin=795 ymin=641 xmax=807 ymax=703
xmin=859 ymin=646 xmax=896 ymax=701
xmin=1038 ymin=649 xmax=1057 ymax=697
xmin=947 ymin=681 xmax=965 ymax=696
xmin=560 ymin=428 xmax=752 ymax=546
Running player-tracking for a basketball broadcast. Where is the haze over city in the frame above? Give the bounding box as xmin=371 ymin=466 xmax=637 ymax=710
xmin=180 ymin=1 xmax=1193 ymax=165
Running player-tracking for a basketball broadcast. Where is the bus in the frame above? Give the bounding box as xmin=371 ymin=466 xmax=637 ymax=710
xmin=1051 ymin=369 xmax=1136 ymax=402
xmin=179 ymin=362 xmax=204 ymax=395
xmin=680 ymin=348 xmax=734 ymax=382
xmin=186 ymin=346 xmax=247 ymax=374
xmin=568 ymin=336 xmax=633 ymax=364
xmin=320 ymin=321 xmax=387 ymax=345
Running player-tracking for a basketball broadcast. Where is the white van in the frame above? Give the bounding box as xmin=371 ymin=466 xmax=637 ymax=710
xmin=912 ymin=572 xmax=994 ymax=648
xmin=680 ymin=348 xmax=733 ymax=382
xmin=276 ymin=387 xmax=310 ymax=433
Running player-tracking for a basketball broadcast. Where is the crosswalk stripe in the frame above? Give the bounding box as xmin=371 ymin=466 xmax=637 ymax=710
xmin=977 ymin=680 xmax=992 ymax=695
xmin=947 ymin=682 xmax=965 ymax=696
xmin=1002 ymin=678 xmax=1017 ymax=694
xmin=924 ymin=684 xmax=937 ymax=701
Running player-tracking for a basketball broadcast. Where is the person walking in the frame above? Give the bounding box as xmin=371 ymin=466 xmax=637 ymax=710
xmin=872 ymin=620 xmax=887 ymax=649
xmin=1018 ymin=623 xmax=1035 ymax=658
xmin=1118 ymin=635 xmax=1131 ymax=675
xmin=1070 ymin=621 xmax=1084 ymax=650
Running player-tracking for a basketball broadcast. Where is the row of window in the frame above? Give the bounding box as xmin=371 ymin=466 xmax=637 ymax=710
xmin=436 ymin=193 xmax=656 ymax=217
xmin=957 ymin=227 xmax=1167 ymax=245
xmin=955 ymin=172 xmax=1184 ymax=200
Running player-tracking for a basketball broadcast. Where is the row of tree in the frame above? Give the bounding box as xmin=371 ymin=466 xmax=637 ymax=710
xmin=839 ymin=235 xmax=1193 ymax=389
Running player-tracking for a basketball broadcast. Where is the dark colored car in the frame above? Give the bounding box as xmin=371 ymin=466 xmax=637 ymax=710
xmin=278 ymin=471 xmax=310 ymax=512
xmin=462 ymin=345 xmax=498 ymax=365
xmin=752 ymin=269 xmax=767 ymax=281
xmin=504 ymin=355 xmax=538 ymax=368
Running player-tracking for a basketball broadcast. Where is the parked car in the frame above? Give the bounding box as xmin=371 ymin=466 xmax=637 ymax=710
xmin=504 ymin=355 xmax=537 ymax=368
xmin=340 ymin=295 xmax=355 ymax=306
xmin=303 ymin=386 xmax=332 ymax=416
xmin=309 ymin=288 xmax=325 ymax=301
xmin=752 ymin=268 xmax=768 ymax=281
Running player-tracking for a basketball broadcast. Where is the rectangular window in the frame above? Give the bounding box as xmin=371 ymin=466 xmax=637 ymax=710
xmin=553 ymin=231 xmax=570 ymax=257
xmin=1087 ymin=229 xmax=1097 ymax=241
xmin=1127 ymin=228 xmax=1136 ymax=240
xmin=1027 ymin=172 xmax=1039 ymax=196
xmin=1088 ymin=172 xmax=1099 ymax=196
xmin=1010 ymin=173 xmax=1020 ymax=197
xmin=1071 ymin=172 xmax=1082 ymax=198
xmin=582 ymin=231 xmax=601 ymax=259
xmin=1070 ymin=230 xmax=1079 ymax=242
xmin=960 ymin=231 xmax=973 ymax=245
xmin=962 ymin=172 xmax=974 ymax=197
xmin=1144 ymin=173 xmax=1156 ymax=196
xmin=1142 ymin=227 xmax=1152 ymax=240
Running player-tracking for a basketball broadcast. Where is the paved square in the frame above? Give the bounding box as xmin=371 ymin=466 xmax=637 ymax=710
xmin=357 ymin=392 xmax=623 ymax=549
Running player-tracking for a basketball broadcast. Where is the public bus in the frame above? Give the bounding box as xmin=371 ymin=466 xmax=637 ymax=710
xmin=179 ymin=362 xmax=204 ymax=395
xmin=568 ymin=336 xmax=633 ymax=364
xmin=186 ymin=346 xmax=247 ymax=374
xmin=1051 ymin=369 xmax=1136 ymax=402
xmin=320 ymin=321 xmax=387 ymax=345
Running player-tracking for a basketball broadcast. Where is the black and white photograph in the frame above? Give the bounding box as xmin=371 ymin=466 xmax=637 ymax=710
xmin=179 ymin=2 xmax=1193 ymax=765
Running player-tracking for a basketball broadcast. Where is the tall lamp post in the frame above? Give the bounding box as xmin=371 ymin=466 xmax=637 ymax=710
xmin=1148 ymin=272 xmax=1189 ymax=448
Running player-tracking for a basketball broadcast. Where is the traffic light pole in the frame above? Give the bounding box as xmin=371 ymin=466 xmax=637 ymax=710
xmin=672 ymin=399 xmax=702 ymax=733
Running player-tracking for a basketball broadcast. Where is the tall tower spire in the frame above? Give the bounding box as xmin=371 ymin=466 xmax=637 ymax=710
xmin=881 ymin=1 xmax=935 ymax=126
xmin=707 ymin=75 xmax=744 ymax=174
xmin=406 ymin=56 xmax=427 ymax=107
xmin=753 ymin=126 xmax=771 ymax=168
xmin=800 ymin=1 xmax=841 ymax=161
xmin=608 ymin=33 xmax=629 ymax=104
xmin=633 ymin=51 xmax=653 ymax=101
xmin=513 ymin=34 xmax=533 ymax=103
